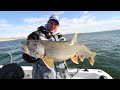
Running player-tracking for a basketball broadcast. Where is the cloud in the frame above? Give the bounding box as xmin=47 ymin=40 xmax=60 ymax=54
xmin=111 ymin=16 xmax=120 ymax=20
xmin=59 ymin=14 xmax=120 ymax=34
xmin=50 ymin=11 xmax=64 ymax=15
xmin=60 ymin=14 xmax=95 ymax=26
xmin=1 ymin=12 xmax=120 ymax=38
xmin=23 ymin=17 xmax=48 ymax=24
xmin=0 ymin=19 xmax=12 ymax=27
xmin=83 ymin=11 xmax=89 ymax=15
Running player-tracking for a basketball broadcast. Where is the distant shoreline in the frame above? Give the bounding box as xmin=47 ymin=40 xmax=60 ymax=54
xmin=0 ymin=38 xmax=25 ymax=42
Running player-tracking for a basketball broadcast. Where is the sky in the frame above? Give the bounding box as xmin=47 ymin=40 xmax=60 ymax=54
xmin=0 ymin=11 xmax=120 ymax=38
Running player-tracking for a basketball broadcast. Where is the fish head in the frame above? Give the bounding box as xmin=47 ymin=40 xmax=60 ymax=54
xmin=21 ymin=40 xmax=45 ymax=58
xmin=21 ymin=40 xmax=38 ymax=54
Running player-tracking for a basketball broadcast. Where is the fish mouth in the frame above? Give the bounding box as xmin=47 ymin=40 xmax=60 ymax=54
xmin=21 ymin=44 xmax=25 ymax=52
xmin=21 ymin=47 xmax=25 ymax=52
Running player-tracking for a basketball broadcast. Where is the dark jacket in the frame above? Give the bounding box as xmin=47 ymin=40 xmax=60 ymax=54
xmin=22 ymin=25 xmax=68 ymax=79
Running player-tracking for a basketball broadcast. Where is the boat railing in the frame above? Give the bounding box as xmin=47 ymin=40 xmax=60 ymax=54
xmin=0 ymin=52 xmax=13 ymax=64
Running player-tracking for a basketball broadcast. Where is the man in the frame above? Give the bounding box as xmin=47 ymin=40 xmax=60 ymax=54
xmin=22 ymin=15 xmax=68 ymax=79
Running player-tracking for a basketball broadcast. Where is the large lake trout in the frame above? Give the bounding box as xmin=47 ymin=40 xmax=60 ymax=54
xmin=21 ymin=33 xmax=96 ymax=70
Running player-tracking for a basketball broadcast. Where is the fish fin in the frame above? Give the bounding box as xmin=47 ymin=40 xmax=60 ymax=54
xmin=88 ymin=51 xmax=96 ymax=66
xmin=42 ymin=57 xmax=54 ymax=71
xmin=71 ymin=33 xmax=77 ymax=43
xmin=92 ymin=52 xmax=96 ymax=58
xmin=69 ymin=33 xmax=77 ymax=45
xmin=79 ymin=55 xmax=85 ymax=62
xmin=88 ymin=56 xmax=94 ymax=66
xmin=71 ymin=54 xmax=79 ymax=64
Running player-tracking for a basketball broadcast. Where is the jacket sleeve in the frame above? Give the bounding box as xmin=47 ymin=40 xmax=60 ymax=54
xmin=22 ymin=31 xmax=39 ymax=63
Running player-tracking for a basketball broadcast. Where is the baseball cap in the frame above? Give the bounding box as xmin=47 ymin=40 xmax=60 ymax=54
xmin=49 ymin=15 xmax=59 ymax=25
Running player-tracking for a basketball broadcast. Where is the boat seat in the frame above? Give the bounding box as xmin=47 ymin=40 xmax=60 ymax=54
xmin=0 ymin=63 xmax=25 ymax=79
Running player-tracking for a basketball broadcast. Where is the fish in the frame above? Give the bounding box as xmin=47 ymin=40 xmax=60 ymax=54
xmin=21 ymin=33 xmax=96 ymax=71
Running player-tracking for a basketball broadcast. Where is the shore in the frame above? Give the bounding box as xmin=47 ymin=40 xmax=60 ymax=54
xmin=0 ymin=38 xmax=25 ymax=42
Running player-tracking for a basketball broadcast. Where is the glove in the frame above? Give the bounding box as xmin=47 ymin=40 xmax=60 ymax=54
xmin=22 ymin=53 xmax=39 ymax=63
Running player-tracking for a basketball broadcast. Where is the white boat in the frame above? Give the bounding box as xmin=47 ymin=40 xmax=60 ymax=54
xmin=0 ymin=65 xmax=113 ymax=79
xmin=0 ymin=52 xmax=113 ymax=79
xmin=0 ymin=64 xmax=113 ymax=79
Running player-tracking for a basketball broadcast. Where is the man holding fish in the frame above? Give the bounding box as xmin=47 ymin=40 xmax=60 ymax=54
xmin=22 ymin=15 xmax=96 ymax=79
xmin=22 ymin=15 xmax=69 ymax=79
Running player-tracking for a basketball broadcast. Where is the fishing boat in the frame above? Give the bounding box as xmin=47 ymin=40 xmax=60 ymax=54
xmin=0 ymin=52 xmax=113 ymax=79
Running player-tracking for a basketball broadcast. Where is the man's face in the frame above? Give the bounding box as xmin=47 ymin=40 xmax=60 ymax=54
xmin=47 ymin=19 xmax=59 ymax=33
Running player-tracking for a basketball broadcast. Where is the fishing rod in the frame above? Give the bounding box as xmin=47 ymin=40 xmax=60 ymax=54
xmin=69 ymin=60 xmax=84 ymax=79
